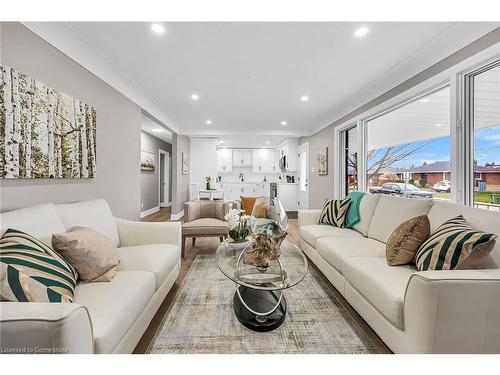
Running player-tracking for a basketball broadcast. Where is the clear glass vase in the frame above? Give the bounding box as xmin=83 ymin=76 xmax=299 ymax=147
xmin=250 ymin=197 xmax=288 ymax=238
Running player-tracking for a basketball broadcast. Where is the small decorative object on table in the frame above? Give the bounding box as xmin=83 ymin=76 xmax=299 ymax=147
xmin=244 ymin=233 xmax=287 ymax=268
xmin=205 ymin=176 xmax=212 ymax=190
xmin=224 ymin=208 xmax=255 ymax=249
xmin=244 ymin=197 xmax=288 ymax=268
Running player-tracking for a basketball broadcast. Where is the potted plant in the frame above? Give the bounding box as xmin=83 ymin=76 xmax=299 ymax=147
xmin=205 ymin=176 xmax=212 ymax=190
xmin=224 ymin=209 xmax=255 ymax=249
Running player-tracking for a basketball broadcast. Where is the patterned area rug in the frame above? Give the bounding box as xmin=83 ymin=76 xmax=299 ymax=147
xmin=147 ymin=255 xmax=383 ymax=354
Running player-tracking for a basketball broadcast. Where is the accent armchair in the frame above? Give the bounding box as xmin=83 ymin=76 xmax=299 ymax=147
xmin=182 ymin=201 xmax=230 ymax=257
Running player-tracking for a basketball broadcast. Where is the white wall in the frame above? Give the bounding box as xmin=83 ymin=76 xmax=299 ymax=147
xmin=189 ymin=138 xmax=218 ymax=186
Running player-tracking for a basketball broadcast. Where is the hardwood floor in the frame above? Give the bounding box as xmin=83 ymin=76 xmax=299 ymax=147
xmin=141 ymin=206 xmax=172 ymax=222
xmin=132 ymin=217 xmax=390 ymax=354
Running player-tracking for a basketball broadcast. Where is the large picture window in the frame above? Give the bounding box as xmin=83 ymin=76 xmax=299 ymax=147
xmin=365 ymin=86 xmax=451 ymax=199
xmin=472 ymin=62 xmax=500 ymax=211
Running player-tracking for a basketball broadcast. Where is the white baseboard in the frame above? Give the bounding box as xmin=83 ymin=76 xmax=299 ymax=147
xmin=140 ymin=206 xmax=160 ymax=218
xmin=160 ymin=202 xmax=172 ymax=208
xmin=170 ymin=210 xmax=184 ymax=221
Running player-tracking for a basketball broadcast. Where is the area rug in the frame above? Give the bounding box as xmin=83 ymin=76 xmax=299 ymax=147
xmin=147 ymin=255 xmax=383 ymax=354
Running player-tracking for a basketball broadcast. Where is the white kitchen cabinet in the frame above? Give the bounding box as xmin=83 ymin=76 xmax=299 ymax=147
xmin=220 ymin=182 xmax=268 ymax=201
xmin=254 ymin=183 xmax=265 ymax=196
xmin=232 ymin=150 xmax=252 ymax=166
xmin=217 ymin=149 xmax=233 ymax=173
xmin=252 ymin=150 xmax=279 ymax=173
xmin=277 ymin=183 xmax=298 ymax=211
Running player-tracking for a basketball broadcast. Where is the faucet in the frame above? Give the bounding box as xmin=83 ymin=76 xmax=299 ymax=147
xmin=238 ymin=173 xmax=244 ymax=182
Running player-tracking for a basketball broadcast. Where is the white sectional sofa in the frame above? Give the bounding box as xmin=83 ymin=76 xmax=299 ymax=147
xmin=299 ymin=194 xmax=500 ymax=354
xmin=0 ymin=199 xmax=181 ymax=354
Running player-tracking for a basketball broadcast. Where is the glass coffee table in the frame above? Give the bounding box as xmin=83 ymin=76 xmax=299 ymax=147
xmin=216 ymin=238 xmax=308 ymax=332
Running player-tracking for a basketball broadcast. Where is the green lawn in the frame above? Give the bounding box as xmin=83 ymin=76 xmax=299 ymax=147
xmin=430 ymin=191 xmax=498 ymax=203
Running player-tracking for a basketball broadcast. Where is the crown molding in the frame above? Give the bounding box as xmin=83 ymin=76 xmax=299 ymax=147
xmin=21 ymin=22 xmax=179 ymax=134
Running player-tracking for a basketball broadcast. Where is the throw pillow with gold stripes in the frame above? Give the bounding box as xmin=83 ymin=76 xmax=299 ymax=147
xmin=414 ymin=215 xmax=497 ymax=271
xmin=0 ymin=228 xmax=78 ymax=303
xmin=318 ymin=198 xmax=351 ymax=228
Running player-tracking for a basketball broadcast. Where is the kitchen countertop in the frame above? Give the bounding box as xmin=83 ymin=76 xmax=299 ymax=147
xmin=218 ymin=181 xmax=270 ymax=184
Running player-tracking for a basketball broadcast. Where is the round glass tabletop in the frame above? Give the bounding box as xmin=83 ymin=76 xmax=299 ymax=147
xmin=216 ymin=238 xmax=308 ymax=291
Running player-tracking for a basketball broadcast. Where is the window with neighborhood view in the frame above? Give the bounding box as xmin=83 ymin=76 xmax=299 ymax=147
xmin=473 ymin=63 xmax=500 ymax=211
xmin=365 ymin=86 xmax=451 ymax=199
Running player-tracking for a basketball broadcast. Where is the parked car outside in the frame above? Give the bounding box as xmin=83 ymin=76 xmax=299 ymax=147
xmin=369 ymin=182 xmax=433 ymax=199
xmin=433 ymin=180 xmax=451 ymax=192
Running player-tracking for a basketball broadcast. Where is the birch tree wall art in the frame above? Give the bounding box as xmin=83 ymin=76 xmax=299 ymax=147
xmin=0 ymin=65 xmax=96 ymax=178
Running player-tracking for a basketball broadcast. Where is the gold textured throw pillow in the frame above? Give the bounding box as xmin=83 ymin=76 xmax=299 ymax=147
xmin=386 ymin=215 xmax=430 ymax=266
xmin=52 ymin=226 xmax=119 ymax=282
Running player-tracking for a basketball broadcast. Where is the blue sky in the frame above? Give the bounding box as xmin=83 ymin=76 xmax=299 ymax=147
xmin=368 ymin=124 xmax=500 ymax=169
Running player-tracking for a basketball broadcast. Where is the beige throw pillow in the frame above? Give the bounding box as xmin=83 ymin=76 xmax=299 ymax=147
xmin=386 ymin=215 xmax=430 ymax=266
xmin=52 ymin=226 xmax=119 ymax=282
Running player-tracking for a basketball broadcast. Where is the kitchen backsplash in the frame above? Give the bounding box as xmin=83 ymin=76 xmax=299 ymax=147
xmin=216 ymin=167 xmax=296 ymax=183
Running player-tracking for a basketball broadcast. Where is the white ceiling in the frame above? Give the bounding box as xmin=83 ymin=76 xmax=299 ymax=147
xmin=216 ymin=135 xmax=289 ymax=149
xmin=141 ymin=115 xmax=172 ymax=143
xmin=358 ymin=64 xmax=499 ymax=150
xmin=24 ymin=22 xmax=499 ymax=145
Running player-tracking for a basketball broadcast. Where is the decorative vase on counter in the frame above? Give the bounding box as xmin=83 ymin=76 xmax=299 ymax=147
xmin=206 ymin=181 xmax=210 ymax=190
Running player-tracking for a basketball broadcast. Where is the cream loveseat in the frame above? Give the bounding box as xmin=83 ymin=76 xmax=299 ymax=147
xmin=299 ymin=194 xmax=500 ymax=354
xmin=0 ymin=199 xmax=181 ymax=354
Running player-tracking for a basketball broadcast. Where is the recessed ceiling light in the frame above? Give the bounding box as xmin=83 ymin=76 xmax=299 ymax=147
xmin=191 ymin=94 xmax=200 ymax=101
xmin=419 ymin=98 xmax=429 ymax=103
xmin=300 ymin=95 xmax=309 ymax=102
xmin=266 ymin=141 xmax=270 ymax=144
xmin=435 ymin=123 xmax=445 ymax=127
xmin=354 ymin=27 xmax=369 ymax=38
xmin=206 ymin=120 xmax=212 ymax=125
xmin=150 ymin=23 xmax=165 ymax=35
xmin=281 ymin=121 xmax=287 ymax=126
xmin=152 ymin=128 xmax=164 ymax=133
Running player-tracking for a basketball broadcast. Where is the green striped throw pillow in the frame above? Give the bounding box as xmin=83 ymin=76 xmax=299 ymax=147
xmin=0 ymin=228 xmax=78 ymax=303
xmin=415 ymin=215 xmax=497 ymax=271
xmin=318 ymin=198 xmax=351 ymax=228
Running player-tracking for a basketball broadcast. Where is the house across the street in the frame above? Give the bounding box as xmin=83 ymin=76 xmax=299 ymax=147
xmin=407 ymin=161 xmax=500 ymax=192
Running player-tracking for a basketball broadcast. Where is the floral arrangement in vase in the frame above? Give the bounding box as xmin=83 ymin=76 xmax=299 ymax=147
xmin=205 ymin=176 xmax=212 ymax=190
xmin=224 ymin=209 xmax=255 ymax=248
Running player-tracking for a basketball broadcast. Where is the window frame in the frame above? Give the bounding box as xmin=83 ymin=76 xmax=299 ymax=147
xmin=460 ymin=58 xmax=500 ymax=207
xmin=333 ymin=42 xmax=500 ymax=208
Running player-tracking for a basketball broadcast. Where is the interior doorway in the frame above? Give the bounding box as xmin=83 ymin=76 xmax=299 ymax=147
xmin=159 ymin=149 xmax=171 ymax=207
xmin=298 ymin=142 xmax=309 ymax=209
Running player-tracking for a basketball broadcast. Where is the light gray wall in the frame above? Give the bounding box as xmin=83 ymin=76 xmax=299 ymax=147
xmin=0 ymin=22 xmax=142 ymax=219
xmin=140 ymin=131 xmax=172 ymax=211
xmin=171 ymin=134 xmax=190 ymax=216
xmin=299 ymin=126 xmax=334 ymax=209
xmin=301 ymin=27 xmax=500 ymax=209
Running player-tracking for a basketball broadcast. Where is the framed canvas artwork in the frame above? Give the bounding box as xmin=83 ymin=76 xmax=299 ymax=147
xmin=0 ymin=65 xmax=97 ymax=178
xmin=317 ymin=147 xmax=328 ymax=175
xmin=182 ymin=152 xmax=189 ymax=175
xmin=140 ymin=150 xmax=155 ymax=171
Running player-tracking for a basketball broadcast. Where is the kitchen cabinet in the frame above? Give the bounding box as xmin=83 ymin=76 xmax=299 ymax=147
xmin=232 ymin=150 xmax=252 ymax=166
xmin=217 ymin=149 xmax=233 ymax=173
xmin=252 ymin=149 xmax=278 ymax=173
xmin=221 ymin=182 xmax=268 ymax=201
xmin=277 ymin=183 xmax=298 ymax=211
